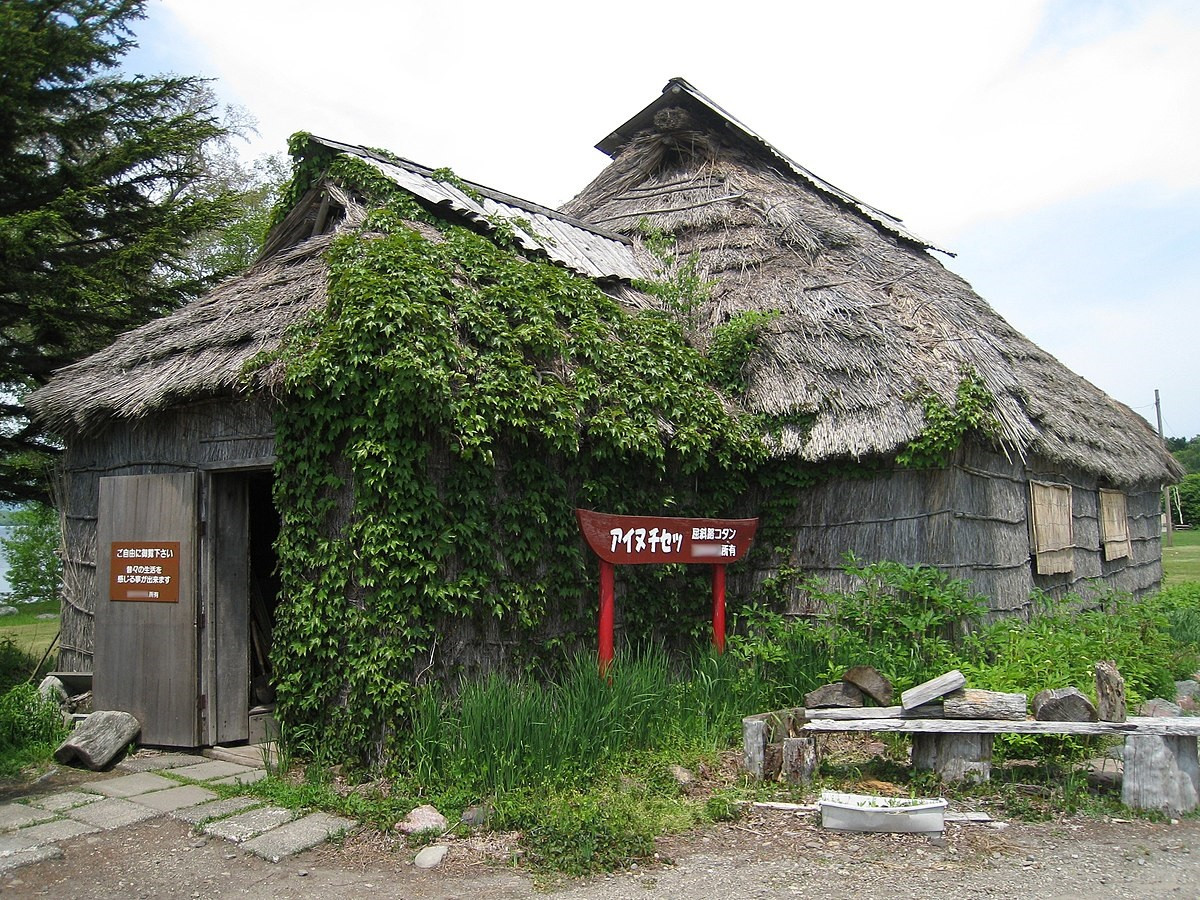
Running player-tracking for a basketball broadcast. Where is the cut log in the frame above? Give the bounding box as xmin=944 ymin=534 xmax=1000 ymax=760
xmin=900 ymin=670 xmax=966 ymax=711
xmin=54 ymin=710 xmax=140 ymax=770
xmin=1033 ymin=687 xmax=1098 ymax=722
xmin=912 ymin=732 xmax=992 ymax=783
xmin=842 ymin=666 xmax=893 ymax=705
xmin=1122 ymin=735 xmax=1200 ymax=815
xmin=943 ymin=689 xmax=1027 ymax=720
xmin=781 ymin=737 xmax=819 ymax=785
xmin=742 ymin=716 xmax=767 ymax=779
xmin=805 ymin=682 xmax=864 ymax=709
xmin=1095 ymin=661 xmax=1126 ymax=723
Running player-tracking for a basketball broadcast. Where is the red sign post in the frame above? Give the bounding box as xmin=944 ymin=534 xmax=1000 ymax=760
xmin=576 ymin=509 xmax=758 ymax=672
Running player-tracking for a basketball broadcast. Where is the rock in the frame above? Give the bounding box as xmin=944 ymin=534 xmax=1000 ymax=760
xmin=53 ymin=709 xmax=140 ymax=769
xmin=842 ymin=666 xmax=893 ymax=705
xmin=414 ymin=844 xmax=448 ymax=869
xmin=1032 ymin=687 xmax=1097 ymax=722
xmin=0 ymin=606 xmax=16 ymax=617
xmin=35 ymin=612 xmax=57 ymax=620
xmin=1141 ymin=698 xmax=1182 ymax=717
xmin=1123 ymin=735 xmax=1200 ymax=816
xmin=396 ymin=804 xmax=447 ymax=835
xmin=669 ymin=765 xmax=695 ymax=787
xmin=460 ymin=804 xmax=491 ymax=828
xmin=805 ymin=682 xmax=864 ymax=709
xmin=1176 ymin=680 xmax=1200 ymax=702
xmin=38 ymin=675 xmax=68 ymax=707
xmin=1095 ymin=661 xmax=1126 ymax=722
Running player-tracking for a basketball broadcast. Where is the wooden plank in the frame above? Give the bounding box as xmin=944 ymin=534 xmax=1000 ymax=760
xmin=901 ymin=670 xmax=966 ymax=710
xmin=807 ymin=704 xmax=944 ymax=720
xmin=95 ymin=473 xmax=199 ymax=747
xmin=800 ymin=716 xmax=1200 ymax=737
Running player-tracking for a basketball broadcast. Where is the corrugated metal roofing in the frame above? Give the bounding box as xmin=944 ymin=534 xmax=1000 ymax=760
xmin=310 ymin=137 xmax=648 ymax=282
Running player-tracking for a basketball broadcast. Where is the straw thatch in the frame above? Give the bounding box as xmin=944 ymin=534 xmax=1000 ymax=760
xmin=563 ymin=81 xmax=1181 ymax=488
xmin=29 ymin=81 xmax=1180 ymax=491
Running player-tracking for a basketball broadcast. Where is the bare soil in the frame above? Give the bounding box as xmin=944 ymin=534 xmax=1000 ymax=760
xmin=3 ymin=802 xmax=1198 ymax=898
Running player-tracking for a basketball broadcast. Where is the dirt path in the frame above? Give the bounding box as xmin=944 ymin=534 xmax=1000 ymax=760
xmin=4 ymin=804 xmax=1198 ymax=898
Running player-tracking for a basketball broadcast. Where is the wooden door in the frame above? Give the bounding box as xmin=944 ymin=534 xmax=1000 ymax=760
xmin=95 ymin=473 xmax=200 ymax=746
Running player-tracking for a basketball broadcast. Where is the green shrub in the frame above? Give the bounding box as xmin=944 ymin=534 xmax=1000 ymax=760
xmin=0 ymin=683 xmax=65 ymax=779
xmin=516 ymin=791 xmax=655 ymax=875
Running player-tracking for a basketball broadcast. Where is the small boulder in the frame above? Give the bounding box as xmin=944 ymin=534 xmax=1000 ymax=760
xmin=396 ymin=804 xmax=448 ymax=835
xmin=1033 ymin=687 xmax=1097 ymax=722
xmin=1175 ymin=680 xmax=1200 ymax=702
xmin=0 ymin=606 xmax=17 ymax=617
xmin=38 ymin=675 xmax=68 ymax=707
xmin=669 ymin=765 xmax=695 ymax=787
xmin=460 ymin=804 xmax=491 ymax=828
xmin=1140 ymin=698 xmax=1182 ymax=717
xmin=414 ymin=844 xmax=448 ymax=869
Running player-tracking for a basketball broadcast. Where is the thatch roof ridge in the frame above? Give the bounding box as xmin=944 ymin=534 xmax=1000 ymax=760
xmin=563 ymin=100 xmax=1181 ymax=487
xmin=593 ymin=78 xmax=942 ymax=253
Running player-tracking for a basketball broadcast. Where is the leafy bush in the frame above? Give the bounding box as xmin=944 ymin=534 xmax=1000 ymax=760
xmin=516 ymin=790 xmax=656 ymax=875
xmin=0 ymin=683 xmax=65 ymax=779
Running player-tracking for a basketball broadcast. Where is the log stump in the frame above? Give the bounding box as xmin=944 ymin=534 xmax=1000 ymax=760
xmin=1033 ymin=687 xmax=1098 ymax=722
xmin=1122 ymin=735 xmax=1200 ymax=815
xmin=912 ymin=732 xmax=992 ymax=783
xmin=54 ymin=710 xmax=140 ymax=770
xmin=781 ymin=737 xmax=819 ymax=785
xmin=1095 ymin=661 xmax=1126 ymax=722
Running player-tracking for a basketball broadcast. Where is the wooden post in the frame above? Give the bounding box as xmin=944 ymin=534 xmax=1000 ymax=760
xmin=598 ymin=559 xmax=614 ymax=674
xmin=711 ymin=564 xmax=726 ymax=653
xmin=912 ymin=733 xmax=993 ymax=783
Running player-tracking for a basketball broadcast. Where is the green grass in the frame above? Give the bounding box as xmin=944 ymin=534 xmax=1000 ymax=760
xmin=0 ymin=599 xmax=58 ymax=663
xmin=1163 ymin=527 xmax=1200 ymax=585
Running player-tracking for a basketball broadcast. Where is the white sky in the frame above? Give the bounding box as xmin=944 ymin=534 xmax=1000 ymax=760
xmin=129 ymin=0 xmax=1200 ymax=438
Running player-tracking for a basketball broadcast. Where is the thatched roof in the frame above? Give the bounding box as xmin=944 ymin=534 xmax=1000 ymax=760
xmin=562 ymin=79 xmax=1181 ymax=486
xmin=26 ymin=146 xmax=649 ymax=437
xmin=28 ymin=83 xmax=1181 ymax=486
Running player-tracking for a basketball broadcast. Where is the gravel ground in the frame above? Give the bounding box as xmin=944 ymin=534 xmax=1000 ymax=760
xmin=4 ymin=803 xmax=1198 ymax=898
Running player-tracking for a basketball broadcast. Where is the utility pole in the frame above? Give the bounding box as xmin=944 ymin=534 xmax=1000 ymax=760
xmin=1156 ymin=389 xmax=1175 ymax=548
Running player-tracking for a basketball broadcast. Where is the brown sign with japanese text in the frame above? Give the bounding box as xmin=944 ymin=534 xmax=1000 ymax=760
xmin=575 ymin=509 xmax=758 ymax=565
xmin=109 ymin=542 xmax=181 ymax=603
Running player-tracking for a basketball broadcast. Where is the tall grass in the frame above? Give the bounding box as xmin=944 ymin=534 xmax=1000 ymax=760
xmin=399 ymin=644 xmax=750 ymax=794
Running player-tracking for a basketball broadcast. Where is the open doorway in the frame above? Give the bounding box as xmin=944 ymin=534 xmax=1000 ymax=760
xmin=247 ymin=473 xmax=280 ymax=718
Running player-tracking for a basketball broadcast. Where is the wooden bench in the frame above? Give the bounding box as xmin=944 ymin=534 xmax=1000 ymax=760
xmin=743 ymin=708 xmax=1200 ymax=816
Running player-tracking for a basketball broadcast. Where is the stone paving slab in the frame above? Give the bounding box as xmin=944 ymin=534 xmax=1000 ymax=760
xmin=24 ymin=791 xmax=103 ymax=813
xmin=171 ymin=794 xmax=260 ymax=825
xmin=116 ymin=752 xmax=209 ymax=773
xmin=241 ymin=812 xmax=356 ymax=863
xmin=0 ymin=803 xmax=56 ymax=831
xmin=202 ymin=806 xmax=294 ymax=844
xmin=166 ymin=760 xmax=256 ymax=781
xmin=64 ymin=797 xmax=161 ymax=830
xmin=211 ymin=768 xmax=267 ymax=787
xmin=0 ymin=818 xmax=98 ymax=852
xmin=82 ymin=772 xmax=177 ymax=798
xmin=129 ymin=785 xmax=218 ymax=812
xmin=0 ymin=844 xmax=63 ymax=873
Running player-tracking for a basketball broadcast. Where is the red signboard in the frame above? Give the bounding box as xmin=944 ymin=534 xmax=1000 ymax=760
xmin=576 ymin=509 xmax=759 ymax=668
xmin=109 ymin=541 xmax=181 ymax=602
xmin=575 ymin=510 xmax=758 ymax=565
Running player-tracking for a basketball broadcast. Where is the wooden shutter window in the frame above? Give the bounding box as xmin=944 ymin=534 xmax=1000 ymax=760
xmin=1099 ymin=489 xmax=1131 ymax=561
xmin=1030 ymin=481 xmax=1073 ymax=575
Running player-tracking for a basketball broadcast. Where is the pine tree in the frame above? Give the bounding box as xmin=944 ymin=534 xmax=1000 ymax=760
xmin=0 ymin=0 xmax=250 ymax=502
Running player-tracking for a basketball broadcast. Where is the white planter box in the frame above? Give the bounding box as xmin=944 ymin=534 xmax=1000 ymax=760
xmin=818 ymin=790 xmax=947 ymax=833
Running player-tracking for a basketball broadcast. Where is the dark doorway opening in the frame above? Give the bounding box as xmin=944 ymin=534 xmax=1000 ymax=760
xmin=247 ymin=472 xmax=280 ymax=712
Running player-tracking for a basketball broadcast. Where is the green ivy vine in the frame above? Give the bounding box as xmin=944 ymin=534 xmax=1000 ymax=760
xmin=895 ymin=370 xmax=998 ymax=469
